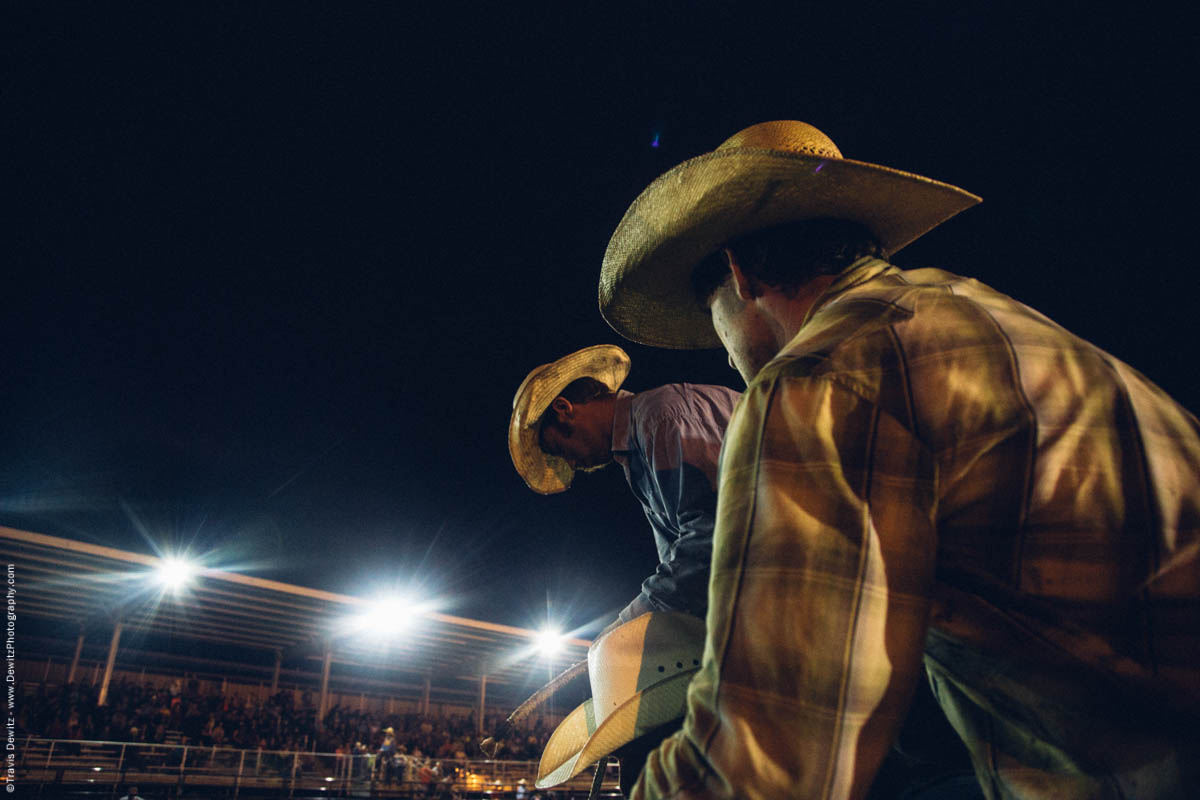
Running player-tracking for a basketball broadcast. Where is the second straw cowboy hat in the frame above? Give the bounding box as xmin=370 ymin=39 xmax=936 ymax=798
xmin=509 ymin=345 xmax=631 ymax=495
xmin=536 ymin=611 xmax=705 ymax=789
xmin=600 ymin=120 xmax=982 ymax=349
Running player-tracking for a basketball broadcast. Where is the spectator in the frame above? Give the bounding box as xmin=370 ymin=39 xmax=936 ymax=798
xmin=19 ymin=679 xmax=554 ymax=763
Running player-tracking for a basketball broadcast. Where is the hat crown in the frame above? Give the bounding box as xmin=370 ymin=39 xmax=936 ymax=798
xmin=600 ymin=120 xmax=980 ymax=349
xmin=587 ymin=612 xmax=704 ymax=726
xmin=535 ymin=612 xmax=705 ymax=788
xmin=717 ymin=120 xmax=843 ymax=159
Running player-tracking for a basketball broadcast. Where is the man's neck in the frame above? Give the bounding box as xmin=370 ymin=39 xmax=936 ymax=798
xmin=761 ymin=274 xmax=838 ymax=351
xmin=593 ymin=393 xmax=619 ymax=440
xmin=575 ymin=393 xmax=619 ymax=452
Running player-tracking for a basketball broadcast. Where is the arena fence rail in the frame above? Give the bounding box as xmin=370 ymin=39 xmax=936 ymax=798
xmin=17 ymin=737 xmax=620 ymax=798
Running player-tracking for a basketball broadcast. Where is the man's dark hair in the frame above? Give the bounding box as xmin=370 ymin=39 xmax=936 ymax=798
xmin=557 ymin=376 xmax=613 ymax=405
xmin=691 ymin=218 xmax=886 ymax=305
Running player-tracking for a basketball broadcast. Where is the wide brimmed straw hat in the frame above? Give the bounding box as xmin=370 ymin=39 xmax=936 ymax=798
xmin=600 ymin=120 xmax=982 ymax=349
xmin=509 ymin=345 xmax=631 ymax=495
xmin=535 ymin=612 xmax=705 ymax=789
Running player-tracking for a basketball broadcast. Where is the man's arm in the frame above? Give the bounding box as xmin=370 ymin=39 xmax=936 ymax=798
xmin=621 ymin=391 xmax=731 ymax=620
xmin=619 ymin=474 xmax=717 ymax=621
xmin=633 ymin=371 xmax=938 ymax=799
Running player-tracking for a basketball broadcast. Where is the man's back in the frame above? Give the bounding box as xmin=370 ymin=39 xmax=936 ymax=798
xmin=779 ymin=259 xmax=1200 ymax=680
xmin=610 ymin=382 xmax=740 ymax=620
xmin=729 ymin=256 xmax=1200 ymax=795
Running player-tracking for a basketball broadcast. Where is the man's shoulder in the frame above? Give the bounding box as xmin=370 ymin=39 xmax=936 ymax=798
xmin=779 ymin=265 xmax=1021 ymax=364
xmin=629 ymin=384 xmax=741 ymax=430
xmin=634 ymin=383 xmax=740 ymax=409
xmin=844 ymin=264 xmax=1013 ymax=314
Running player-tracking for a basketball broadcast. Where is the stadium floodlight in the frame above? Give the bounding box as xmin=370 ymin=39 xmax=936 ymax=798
xmin=155 ymin=556 xmax=198 ymax=592
xmin=352 ymin=595 xmax=422 ymax=640
xmin=535 ymin=628 xmax=565 ymax=657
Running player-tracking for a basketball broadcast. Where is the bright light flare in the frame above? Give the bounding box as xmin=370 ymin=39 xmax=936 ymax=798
xmin=535 ymin=628 xmax=565 ymax=657
xmin=155 ymin=556 xmax=198 ymax=592
xmin=350 ymin=595 xmax=430 ymax=641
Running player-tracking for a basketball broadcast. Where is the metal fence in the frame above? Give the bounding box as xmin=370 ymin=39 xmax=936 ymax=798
xmin=16 ymin=738 xmax=620 ymax=798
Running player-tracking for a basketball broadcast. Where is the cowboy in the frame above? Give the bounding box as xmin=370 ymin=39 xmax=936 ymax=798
xmin=509 ymin=345 xmax=739 ymax=623
xmin=598 ymin=120 xmax=1200 ymax=798
xmin=377 ymin=725 xmax=397 ymax=784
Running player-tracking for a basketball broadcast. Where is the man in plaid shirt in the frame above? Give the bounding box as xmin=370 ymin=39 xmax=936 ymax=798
xmin=598 ymin=121 xmax=1200 ymax=798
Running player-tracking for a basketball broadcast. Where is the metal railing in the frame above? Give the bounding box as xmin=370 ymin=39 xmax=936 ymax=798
xmin=16 ymin=737 xmax=619 ymax=797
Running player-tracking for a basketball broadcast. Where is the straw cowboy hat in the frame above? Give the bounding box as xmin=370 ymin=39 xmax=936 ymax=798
xmin=600 ymin=119 xmax=982 ymax=349
xmin=509 ymin=344 xmax=631 ymax=495
xmin=535 ymin=611 xmax=705 ymax=789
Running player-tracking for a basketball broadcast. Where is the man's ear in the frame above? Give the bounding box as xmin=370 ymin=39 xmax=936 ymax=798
xmin=550 ymin=396 xmax=573 ymax=422
xmin=724 ymin=248 xmax=759 ymax=302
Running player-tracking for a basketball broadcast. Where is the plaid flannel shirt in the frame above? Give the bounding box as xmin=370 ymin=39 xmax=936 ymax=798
xmin=633 ymin=259 xmax=1200 ymax=799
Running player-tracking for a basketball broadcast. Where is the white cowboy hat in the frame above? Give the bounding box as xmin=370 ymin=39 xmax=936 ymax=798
xmin=509 ymin=344 xmax=631 ymax=495
xmin=535 ymin=611 xmax=705 ymax=789
xmin=600 ymin=119 xmax=982 ymax=349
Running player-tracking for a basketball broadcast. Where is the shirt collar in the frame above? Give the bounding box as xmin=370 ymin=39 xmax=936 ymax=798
xmin=802 ymin=256 xmax=898 ymax=327
xmin=611 ymin=390 xmax=635 ymax=453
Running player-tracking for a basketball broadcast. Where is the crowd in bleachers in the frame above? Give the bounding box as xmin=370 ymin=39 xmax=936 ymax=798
xmin=19 ymin=679 xmax=553 ymax=762
xmin=321 ymin=703 xmax=552 ymax=762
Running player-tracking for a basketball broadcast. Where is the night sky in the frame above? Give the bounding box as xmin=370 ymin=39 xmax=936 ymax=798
xmin=6 ymin=3 xmax=1198 ymax=636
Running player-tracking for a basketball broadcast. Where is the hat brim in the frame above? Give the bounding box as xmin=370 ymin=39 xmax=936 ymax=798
xmin=508 ymin=345 xmax=631 ymax=495
xmin=535 ymin=669 xmax=695 ymax=789
xmin=600 ymin=147 xmax=981 ymax=349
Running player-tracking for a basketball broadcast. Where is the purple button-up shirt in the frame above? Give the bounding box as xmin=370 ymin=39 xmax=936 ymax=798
xmin=610 ymin=383 xmax=741 ymax=621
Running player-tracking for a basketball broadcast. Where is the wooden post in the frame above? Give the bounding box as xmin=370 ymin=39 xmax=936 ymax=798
xmin=233 ymin=749 xmax=246 ymax=800
xmin=114 ymin=743 xmax=126 ymax=797
xmin=67 ymin=629 xmax=85 ymax=684
xmin=477 ymin=674 xmax=487 ymax=734
xmin=178 ymin=745 xmax=189 ymax=796
xmin=97 ymin=621 xmax=123 ymax=706
xmin=317 ymin=644 xmax=333 ymax=726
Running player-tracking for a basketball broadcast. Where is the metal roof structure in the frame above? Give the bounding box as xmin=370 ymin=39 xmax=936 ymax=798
xmin=2 ymin=526 xmax=591 ymax=711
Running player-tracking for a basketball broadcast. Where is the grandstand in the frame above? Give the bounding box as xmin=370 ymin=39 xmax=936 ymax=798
xmin=3 ymin=526 xmax=612 ymax=797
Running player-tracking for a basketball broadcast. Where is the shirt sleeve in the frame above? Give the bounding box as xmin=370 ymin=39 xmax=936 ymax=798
xmin=623 ymin=398 xmax=726 ymax=620
xmin=632 ymin=370 xmax=938 ymax=800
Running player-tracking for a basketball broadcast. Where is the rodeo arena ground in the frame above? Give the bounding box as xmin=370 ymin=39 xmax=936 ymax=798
xmin=2 ymin=527 xmax=613 ymax=799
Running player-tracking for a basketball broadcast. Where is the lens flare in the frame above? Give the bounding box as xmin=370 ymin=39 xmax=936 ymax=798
xmin=535 ymin=628 xmax=564 ymax=657
xmin=155 ymin=556 xmax=198 ymax=592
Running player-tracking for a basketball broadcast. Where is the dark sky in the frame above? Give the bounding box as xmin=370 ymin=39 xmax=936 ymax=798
xmin=5 ymin=3 xmax=1198 ymax=635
